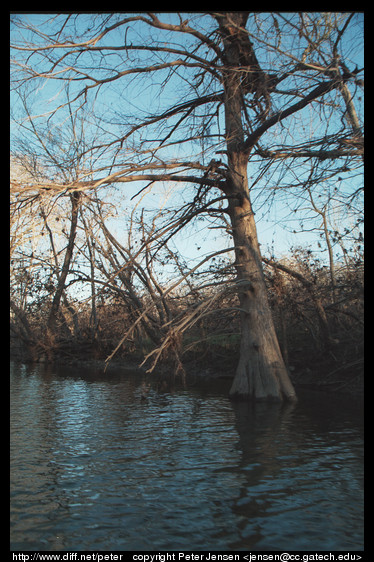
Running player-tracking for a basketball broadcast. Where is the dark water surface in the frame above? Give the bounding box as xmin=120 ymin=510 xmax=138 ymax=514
xmin=10 ymin=361 xmax=363 ymax=551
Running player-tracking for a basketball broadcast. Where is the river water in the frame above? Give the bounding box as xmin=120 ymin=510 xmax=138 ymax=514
xmin=10 ymin=361 xmax=364 ymax=552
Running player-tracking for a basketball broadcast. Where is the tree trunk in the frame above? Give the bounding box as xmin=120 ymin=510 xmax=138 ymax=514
xmin=217 ymin=12 xmax=296 ymax=401
xmin=47 ymin=191 xmax=81 ymax=341
xmin=225 ymin=164 xmax=296 ymax=401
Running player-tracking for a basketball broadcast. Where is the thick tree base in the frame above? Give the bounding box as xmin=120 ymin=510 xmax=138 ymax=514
xmin=229 ymin=358 xmax=297 ymax=402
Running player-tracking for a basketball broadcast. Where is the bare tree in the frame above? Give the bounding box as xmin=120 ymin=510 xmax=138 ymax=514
xmin=11 ymin=12 xmax=363 ymax=400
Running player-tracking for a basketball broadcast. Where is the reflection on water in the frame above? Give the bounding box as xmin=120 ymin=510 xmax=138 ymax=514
xmin=10 ymin=361 xmax=363 ymax=551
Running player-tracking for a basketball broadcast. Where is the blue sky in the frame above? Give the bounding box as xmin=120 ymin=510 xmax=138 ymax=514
xmin=10 ymin=12 xmax=364 ymax=271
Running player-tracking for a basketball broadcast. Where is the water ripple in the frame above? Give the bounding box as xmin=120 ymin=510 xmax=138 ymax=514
xmin=10 ymin=362 xmax=363 ymax=551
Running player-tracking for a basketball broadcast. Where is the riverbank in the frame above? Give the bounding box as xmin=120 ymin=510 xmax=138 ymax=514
xmin=10 ymin=339 xmax=363 ymax=398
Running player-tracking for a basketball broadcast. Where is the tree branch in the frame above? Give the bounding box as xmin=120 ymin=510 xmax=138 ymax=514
xmin=255 ymin=146 xmax=364 ymax=161
xmin=244 ymin=78 xmax=340 ymax=151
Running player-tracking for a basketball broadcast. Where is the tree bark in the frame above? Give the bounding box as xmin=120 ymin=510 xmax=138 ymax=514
xmin=216 ymin=12 xmax=296 ymax=401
